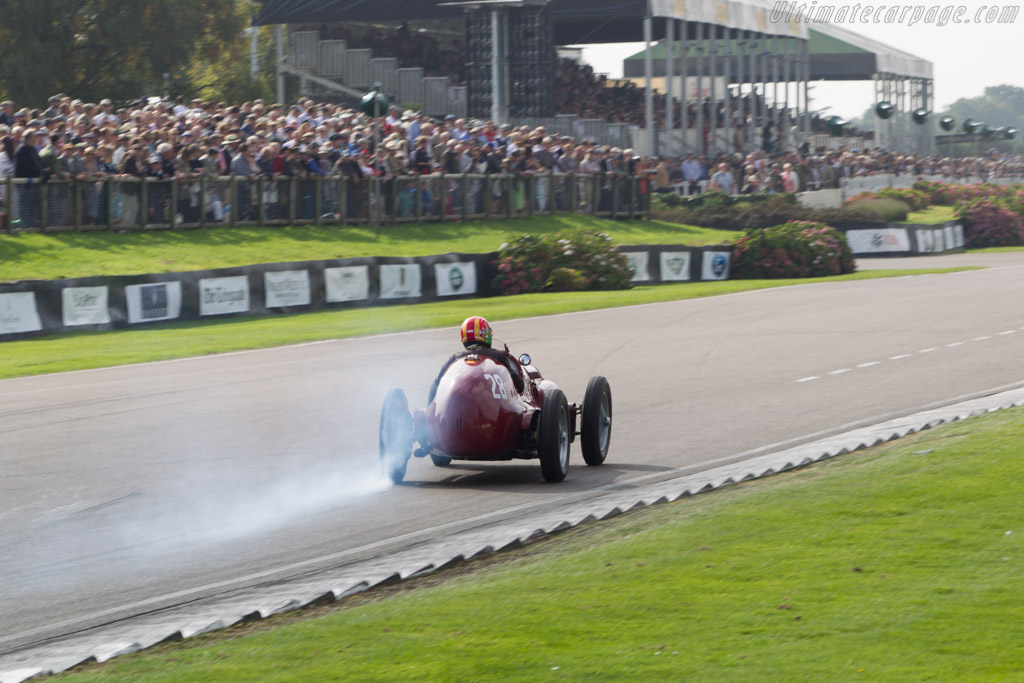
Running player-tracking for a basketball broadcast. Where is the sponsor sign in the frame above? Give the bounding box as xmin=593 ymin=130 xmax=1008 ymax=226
xmin=933 ymin=227 xmax=946 ymax=253
xmin=659 ymin=251 xmax=692 ymax=282
xmin=380 ymin=264 xmax=422 ymax=299
xmin=125 ymin=281 xmax=182 ymax=324
xmin=952 ymin=224 xmax=965 ymax=248
xmin=845 ymin=228 xmax=911 ymax=254
xmin=62 ymin=286 xmax=110 ymax=326
xmin=325 ymin=265 xmax=370 ymax=302
xmin=623 ymin=252 xmax=650 ymax=282
xmin=701 ymin=251 xmax=731 ymax=281
xmin=917 ymin=228 xmax=934 ymax=254
xmin=264 ymin=270 xmax=311 ymax=308
xmin=199 ymin=276 xmax=250 ymax=316
xmin=434 ymin=262 xmax=477 ymax=297
xmin=944 ymin=225 xmax=957 ymax=250
xmin=0 ymin=292 xmax=43 ymax=334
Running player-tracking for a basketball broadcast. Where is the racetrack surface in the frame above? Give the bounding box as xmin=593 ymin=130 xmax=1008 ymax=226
xmin=2 ymin=252 xmax=1023 ymax=652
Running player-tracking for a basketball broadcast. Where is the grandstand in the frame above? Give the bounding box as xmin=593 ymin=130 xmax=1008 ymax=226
xmin=253 ymin=0 xmax=934 ymax=157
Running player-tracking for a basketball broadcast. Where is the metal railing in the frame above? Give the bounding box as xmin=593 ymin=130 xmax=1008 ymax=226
xmin=0 ymin=174 xmax=654 ymax=232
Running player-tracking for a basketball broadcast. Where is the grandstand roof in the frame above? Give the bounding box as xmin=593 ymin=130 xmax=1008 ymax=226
xmin=622 ymin=24 xmax=932 ymax=81
xmin=253 ymin=0 xmax=806 ymax=41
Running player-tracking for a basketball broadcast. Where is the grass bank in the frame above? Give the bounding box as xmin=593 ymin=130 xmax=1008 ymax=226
xmin=0 ymin=268 xmax=973 ymax=380
xmin=0 ymin=216 xmax=738 ymax=283
xmin=62 ymin=403 xmax=1024 ymax=681
xmin=899 ymin=205 xmax=958 ymax=225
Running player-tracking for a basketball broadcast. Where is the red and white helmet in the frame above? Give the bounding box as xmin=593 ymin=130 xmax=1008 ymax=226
xmin=460 ymin=316 xmax=493 ymax=349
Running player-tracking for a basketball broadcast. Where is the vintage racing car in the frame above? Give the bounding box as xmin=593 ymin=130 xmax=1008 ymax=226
xmin=379 ymin=345 xmax=612 ymax=484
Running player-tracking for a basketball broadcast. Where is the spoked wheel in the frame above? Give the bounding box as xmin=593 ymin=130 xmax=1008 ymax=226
xmin=581 ymin=376 xmax=612 ymax=466
xmin=379 ymin=388 xmax=413 ymax=484
xmin=538 ymin=388 xmax=570 ymax=482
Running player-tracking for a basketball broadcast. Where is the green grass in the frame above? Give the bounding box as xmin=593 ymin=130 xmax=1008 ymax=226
xmin=0 ymin=268 xmax=974 ymax=380
xmin=899 ymin=205 xmax=958 ymax=225
xmin=0 ymin=216 xmax=738 ymax=283
xmin=62 ymin=404 xmax=1024 ymax=681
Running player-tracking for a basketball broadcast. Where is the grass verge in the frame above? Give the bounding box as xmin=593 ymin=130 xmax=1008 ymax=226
xmin=0 ymin=216 xmax=737 ymax=283
xmin=0 ymin=268 xmax=974 ymax=380
xmin=899 ymin=205 xmax=958 ymax=225
xmin=61 ymin=404 xmax=1024 ymax=681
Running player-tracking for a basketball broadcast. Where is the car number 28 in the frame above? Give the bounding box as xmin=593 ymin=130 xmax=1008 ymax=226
xmin=485 ymin=373 xmax=508 ymax=399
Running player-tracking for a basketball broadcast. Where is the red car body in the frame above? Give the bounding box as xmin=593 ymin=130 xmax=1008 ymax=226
xmin=380 ymin=347 xmax=612 ymax=484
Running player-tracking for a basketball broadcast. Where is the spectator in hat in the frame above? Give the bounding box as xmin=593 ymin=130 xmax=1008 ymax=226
xmin=0 ymin=102 xmax=15 ymax=127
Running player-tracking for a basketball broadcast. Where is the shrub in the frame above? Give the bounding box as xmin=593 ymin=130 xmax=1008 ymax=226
xmin=492 ymin=230 xmax=633 ymax=295
xmin=843 ymin=197 xmax=910 ymax=222
xmin=955 ymin=200 xmax=1024 ymax=248
xmin=732 ymin=221 xmax=856 ymax=279
xmin=876 ymin=187 xmax=930 ymax=211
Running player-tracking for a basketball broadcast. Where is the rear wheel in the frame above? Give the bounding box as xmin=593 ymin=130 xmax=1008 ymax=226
xmin=379 ymin=388 xmax=413 ymax=484
xmin=430 ymin=453 xmax=452 ymax=467
xmin=581 ymin=376 xmax=612 ymax=466
xmin=538 ymin=389 xmax=570 ymax=482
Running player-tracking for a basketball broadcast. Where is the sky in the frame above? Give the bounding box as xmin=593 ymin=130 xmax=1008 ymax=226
xmin=577 ymin=1 xmax=1023 ymax=121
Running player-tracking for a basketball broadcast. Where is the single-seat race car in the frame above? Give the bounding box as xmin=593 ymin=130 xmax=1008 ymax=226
xmin=379 ymin=343 xmax=612 ymax=484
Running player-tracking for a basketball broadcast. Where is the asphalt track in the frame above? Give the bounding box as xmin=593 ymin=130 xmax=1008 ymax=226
xmin=2 ymin=252 xmax=1023 ymax=653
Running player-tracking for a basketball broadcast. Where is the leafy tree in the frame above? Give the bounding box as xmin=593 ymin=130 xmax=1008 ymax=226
xmin=945 ymin=85 xmax=1024 ymax=130
xmin=0 ymin=0 xmax=251 ymax=107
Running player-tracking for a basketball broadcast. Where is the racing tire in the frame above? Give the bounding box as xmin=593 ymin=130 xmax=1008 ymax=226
xmin=581 ymin=376 xmax=612 ymax=466
xmin=430 ymin=454 xmax=452 ymax=468
xmin=538 ymin=388 xmax=570 ymax=483
xmin=379 ymin=388 xmax=413 ymax=484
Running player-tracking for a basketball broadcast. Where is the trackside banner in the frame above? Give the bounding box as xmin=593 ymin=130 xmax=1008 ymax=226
xmin=0 ymin=247 xmax=730 ymax=341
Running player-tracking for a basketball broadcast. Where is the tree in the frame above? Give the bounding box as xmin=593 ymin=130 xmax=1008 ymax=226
xmin=945 ymin=85 xmax=1024 ymax=130
xmin=0 ymin=0 xmax=251 ymax=107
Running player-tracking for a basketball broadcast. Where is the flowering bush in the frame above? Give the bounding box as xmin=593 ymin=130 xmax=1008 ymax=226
xmin=493 ymin=230 xmax=633 ymax=295
xmin=955 ymin=200 xmax=1024 ymax=248
xmin=732 ymin=221 xmax=856 ymax=279
xmin=911 ymin=180 xmax=1020 ymax=206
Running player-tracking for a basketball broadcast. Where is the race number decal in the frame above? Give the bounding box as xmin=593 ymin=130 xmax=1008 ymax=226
xmin=485 ymin=373 xmax=508 ymax=399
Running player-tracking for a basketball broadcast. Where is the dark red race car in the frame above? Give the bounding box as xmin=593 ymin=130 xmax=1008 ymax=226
xmin=379 ymin=345 xmax=612 ymax=484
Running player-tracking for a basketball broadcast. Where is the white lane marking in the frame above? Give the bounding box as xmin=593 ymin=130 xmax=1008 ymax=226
xmin=919 ymin=348 xmax=938 ymax=353
xmin=946 ymin=342 xmax=965 ymax=348
xmin=857 ymin=361 xmax=882 ymax=368
xmin=973 ymin=336 xmax=992 ymax=341
xmin=999 ymin=330 xmax=1016 ymax=336
xmin=828 ymin=369 xmax=852 ymax=375
xmin=890 ymin=354 xmax=912 ymax=360
xmin=796 ymin=376 xmax=821 ymax=383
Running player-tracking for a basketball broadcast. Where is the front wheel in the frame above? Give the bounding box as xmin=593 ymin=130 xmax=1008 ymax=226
xmin=538 ymin=388 xmax=570 ymax=482
xmin=581 ymin=376 xmax=612 ymax=466
xmin=379 ymin=388 xmax=413 ymax=484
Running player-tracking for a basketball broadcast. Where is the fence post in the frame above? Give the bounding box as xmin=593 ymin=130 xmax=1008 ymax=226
xmin=568 ymin=173 xmax=577 ymax=212
xmin=611 ymin=175 xmax=619 ymax=217
xmin=255 ymin=176 xmax=265 ymax=226
xmin=72 ymin=179 xmax=82 ymax=231
xmin=414 ymin=174 xmax=423 ymax=222
xmin=198 ymin=176 xmax=207 ymax=229
xmin=105 ymin=178 xmax=114 ymax=230
xmin=313 ymin=175 xmax=322 ymax=225
xmin=3 ymin=178 xmax=11 ymax=231
xmin=229 ymin=176 xmax=237 ymax=227
xmin=645 ymin=174 xmax=652 ymax=220
xmin=139 ymin=177 xmax=148 ymax=229
xmin=524 ymin=174 xmax=533 ymax=217
xmin=339 ymin=175 xmax=347 ymax=226
xmin=461 ymin=173 xmax=468 ymax=222
xmin=170 ymin=178 xmax=179 ymax=228
xmin=288 ymin=176 xmax=297 ymax=226
xmin=485 ymin=175 xmax=492 ymax=218
xmin=39 ymin=181 xmax=48 ymax=231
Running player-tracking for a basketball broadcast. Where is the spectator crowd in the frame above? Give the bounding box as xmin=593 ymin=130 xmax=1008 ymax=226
xmin=1 ymin=90 xmax=1021 ymax=228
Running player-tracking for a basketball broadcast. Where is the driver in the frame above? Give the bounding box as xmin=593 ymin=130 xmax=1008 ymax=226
xmin=429 ymin=316 xmax=526 ymax=401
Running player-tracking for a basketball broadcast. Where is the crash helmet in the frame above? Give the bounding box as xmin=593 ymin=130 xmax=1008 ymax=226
xmin=460 ymin=316 xmax=493 ymax=349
